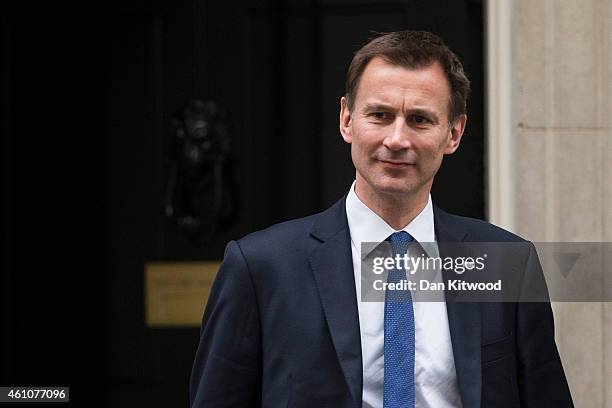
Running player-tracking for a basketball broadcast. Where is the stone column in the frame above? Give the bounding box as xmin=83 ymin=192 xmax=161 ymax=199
xmin=488 ymin=0 xmax=612 ymax=406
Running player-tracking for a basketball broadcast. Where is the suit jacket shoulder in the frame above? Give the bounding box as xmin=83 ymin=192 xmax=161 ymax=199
xmin=434 ymin=206 xmax=526 ymax=243
xmin=236 ymin=195 xmax=349 ymax=263
xmin=238 ymin=213 xmax=317 ymax=254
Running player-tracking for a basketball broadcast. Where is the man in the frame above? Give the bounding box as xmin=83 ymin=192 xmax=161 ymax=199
xmin=190 ymin=31 xmax=573 ymax=407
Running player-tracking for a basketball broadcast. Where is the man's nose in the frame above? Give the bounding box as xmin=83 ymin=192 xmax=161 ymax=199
xmin=382 ymin=117 xmax=413 ymax=150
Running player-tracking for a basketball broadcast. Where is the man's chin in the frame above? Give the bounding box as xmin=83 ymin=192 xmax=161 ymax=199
xmin=371 ymin=181 xmax=419 ymax=197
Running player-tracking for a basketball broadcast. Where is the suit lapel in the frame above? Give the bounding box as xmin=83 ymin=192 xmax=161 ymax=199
xmin=434 ymin=206 xmax=482 ymax=408
xmin=308 ymin=196 xmax=363 ymax=408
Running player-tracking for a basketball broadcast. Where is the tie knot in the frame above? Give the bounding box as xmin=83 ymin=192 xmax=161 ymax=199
xmin=387 ymin=231 xmax=414 ymax=256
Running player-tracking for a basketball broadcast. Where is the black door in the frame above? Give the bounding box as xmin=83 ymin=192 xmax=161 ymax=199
xmin=2 ymin=0 xmax=484 ymax=406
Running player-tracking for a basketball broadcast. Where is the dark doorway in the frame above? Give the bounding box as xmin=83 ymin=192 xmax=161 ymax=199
xmin=2 ymin=0 xmax=484 ymax=406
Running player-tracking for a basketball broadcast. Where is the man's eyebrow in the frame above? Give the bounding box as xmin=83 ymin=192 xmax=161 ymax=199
xmin=361 ymin=102 xmax=394 ymax=112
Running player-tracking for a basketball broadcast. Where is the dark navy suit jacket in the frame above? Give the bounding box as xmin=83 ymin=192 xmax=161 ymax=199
xmin=190 ymin=195 xmax=573 ymax=407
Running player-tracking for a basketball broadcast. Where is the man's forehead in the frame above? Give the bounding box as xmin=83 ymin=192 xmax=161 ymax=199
xmin=354 ymin=58 xmax=452 ymax=113
xmin=360 ymin=58 xmax=448 ymax=87
xmin=358 ymin=60 xmax=449 ymax=98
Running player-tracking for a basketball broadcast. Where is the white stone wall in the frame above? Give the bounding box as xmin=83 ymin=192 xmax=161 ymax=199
xmin=490 ymin=0 xmax=612 ymax=406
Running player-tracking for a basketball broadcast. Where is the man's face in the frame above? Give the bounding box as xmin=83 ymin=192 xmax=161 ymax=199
xmin=340 ymin=57 xmax=466 ymax=201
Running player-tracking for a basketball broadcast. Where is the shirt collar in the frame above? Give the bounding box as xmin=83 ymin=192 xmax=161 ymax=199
xmin=345 ymin=180 xmax=436 ymax=251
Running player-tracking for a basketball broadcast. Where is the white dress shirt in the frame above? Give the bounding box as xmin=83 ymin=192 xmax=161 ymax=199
xmin=345 ymin=181 xmax=463 ymax=408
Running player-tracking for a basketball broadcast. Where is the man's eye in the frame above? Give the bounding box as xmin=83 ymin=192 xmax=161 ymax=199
xmin=371 ymin=112 xmax=389 ymax=120
xmin=411 ymin=115 xmax=430 ymax=125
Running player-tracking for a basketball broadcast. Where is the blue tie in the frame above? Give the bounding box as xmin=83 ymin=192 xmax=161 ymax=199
xmin=383 ymin=231 xmax=415 ymax=408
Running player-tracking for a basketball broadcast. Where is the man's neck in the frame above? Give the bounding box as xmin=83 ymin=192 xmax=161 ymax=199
xmin=354 ymin=178 xmax=430 ymax=231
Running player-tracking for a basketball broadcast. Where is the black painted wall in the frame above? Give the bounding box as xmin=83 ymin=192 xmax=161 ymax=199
xmin=1 ymin=0 xmax=484 ymax=406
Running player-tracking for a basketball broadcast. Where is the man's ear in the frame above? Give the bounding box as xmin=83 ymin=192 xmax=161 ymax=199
xmin=339 ymin=96 xmax=352 ymax=144
xmin=444 ymin=114 xmax=467 ymax=155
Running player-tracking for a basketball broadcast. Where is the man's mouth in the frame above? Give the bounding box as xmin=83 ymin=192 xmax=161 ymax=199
xmin=378 ymin=159 xmax=413 ymax=167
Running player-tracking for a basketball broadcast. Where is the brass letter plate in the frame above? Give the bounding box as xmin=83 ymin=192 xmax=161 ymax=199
xmin=145 ymin=261 xmax=220 ymax=327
